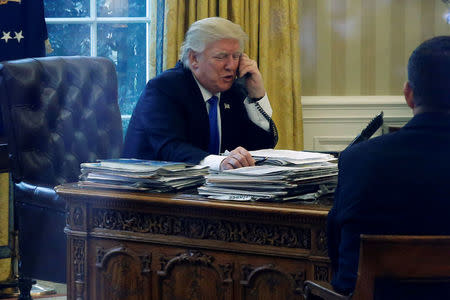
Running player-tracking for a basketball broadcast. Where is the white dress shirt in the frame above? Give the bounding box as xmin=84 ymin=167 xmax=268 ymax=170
xmin=194 ymin=79 xmax=273 ymax=170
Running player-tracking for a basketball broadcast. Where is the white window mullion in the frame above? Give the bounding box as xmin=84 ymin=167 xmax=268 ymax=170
xmin=46 ymin=17 xmax=151 ymax=25
xmin=90 ymin=0 xmax=97 ymax=57
xmin=146 ymin=23 xmax=150 ymax=82
xmin=96 ymin=17 xmax=151 ymax=23
xmin=45 ymin=18 xmax=93 ymax=24
xmin=91 ymin=22 xmax=97 ymax=57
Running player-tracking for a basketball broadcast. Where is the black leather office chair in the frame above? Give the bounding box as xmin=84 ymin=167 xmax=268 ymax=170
xmin=0 ymin=56 xmax=123 ymax=292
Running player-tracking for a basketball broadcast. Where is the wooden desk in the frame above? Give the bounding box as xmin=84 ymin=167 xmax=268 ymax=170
xmin=56 ymin=184 xmax=332 ymax=300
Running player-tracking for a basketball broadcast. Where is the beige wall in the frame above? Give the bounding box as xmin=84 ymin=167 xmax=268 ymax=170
xmin=300 ymin=0 xmax=450 ymax=96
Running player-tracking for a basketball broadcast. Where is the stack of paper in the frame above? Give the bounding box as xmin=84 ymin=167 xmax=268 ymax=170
xmin=250 ymin=149 xmax=336 ymax=166
xmin=198 ymin=150 xmax=338 ymax=201
xmin=78 ymin=159 xmax=209 ymax=192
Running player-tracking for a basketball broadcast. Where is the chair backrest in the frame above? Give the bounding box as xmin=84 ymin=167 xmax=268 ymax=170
xmin=0 ymin=56 xmax=123 ymax=186
xmin=352 ymin=235 xmax=450 ymax=300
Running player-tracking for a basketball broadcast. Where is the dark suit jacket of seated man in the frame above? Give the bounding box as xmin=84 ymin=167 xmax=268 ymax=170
xmin=123 ymin=17 xmax=277 ymax=169
xmin=327 ymin=35 xmax=450 ymax=296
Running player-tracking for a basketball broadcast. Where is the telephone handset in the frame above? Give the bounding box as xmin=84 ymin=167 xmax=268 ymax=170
xmin=235 ymin=58 xmax=278 ymax=145
xmin=235 ymin=67 xmax=252 ymax=90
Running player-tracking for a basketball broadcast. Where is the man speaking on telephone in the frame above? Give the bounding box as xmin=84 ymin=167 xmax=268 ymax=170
xmin=123 ymin=17 xmax=277 ymax=170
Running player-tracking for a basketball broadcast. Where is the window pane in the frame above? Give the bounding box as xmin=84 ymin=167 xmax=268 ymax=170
xmin=97 ymin=23 xmax=146 ymax=119
xmin=47 ymin=24 xmax=91 ymax=56
xmin=97 ymin=0 xmax=146 ymax=17
xmin=44 ymin=0 xmax=89 ymax=18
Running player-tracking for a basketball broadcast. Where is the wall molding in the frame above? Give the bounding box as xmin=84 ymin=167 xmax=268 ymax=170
xmin=302 ymin=96 xmax=413 ymax=151
xmin=313 ymin=136 xmax=354 ymax=152
xmin=302 ymin=96 xmax=405 ymax=106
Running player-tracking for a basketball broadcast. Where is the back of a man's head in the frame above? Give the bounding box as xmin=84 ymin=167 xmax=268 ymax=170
xmin=407 ymin=36 xmax=450 ymax=109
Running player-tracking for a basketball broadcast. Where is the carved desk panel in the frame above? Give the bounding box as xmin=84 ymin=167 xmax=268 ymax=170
xmin=56 ymin=184 xmax=331 ymax=300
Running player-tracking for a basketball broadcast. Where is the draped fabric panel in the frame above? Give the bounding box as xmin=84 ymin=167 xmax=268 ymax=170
xmin=0 ymin=173 xmax=11 ymax=282
xmin=163 ymin=0 xmax=303 ymax=150
xmin=0 ymin=0 xmax=48 ymax=62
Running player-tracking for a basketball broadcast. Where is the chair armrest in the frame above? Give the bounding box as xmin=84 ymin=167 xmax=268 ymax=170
xmin=14 ymin=181 xmax=64 ymax=211
xmin=304 ymin=280 xmax=350 ymax=300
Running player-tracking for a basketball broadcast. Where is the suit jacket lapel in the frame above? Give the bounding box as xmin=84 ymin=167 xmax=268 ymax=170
xmin=182 ymin=66 xmax=210 ymax=149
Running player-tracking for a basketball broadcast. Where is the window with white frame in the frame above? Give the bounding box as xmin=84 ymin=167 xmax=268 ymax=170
xmin=44 ymin=0 xmax=153 ymax=133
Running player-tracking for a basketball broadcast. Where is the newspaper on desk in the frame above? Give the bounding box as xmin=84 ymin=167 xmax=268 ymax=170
xmin=198 ymin=149 xmax=338 ymax=202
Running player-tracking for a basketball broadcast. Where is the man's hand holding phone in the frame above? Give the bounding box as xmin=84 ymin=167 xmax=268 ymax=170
xmin=238 ymin=53 xmax=266 ymax=99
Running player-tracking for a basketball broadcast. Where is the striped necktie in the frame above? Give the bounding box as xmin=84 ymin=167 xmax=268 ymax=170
xmin=207 ymin=95 xmax=220 ymax=154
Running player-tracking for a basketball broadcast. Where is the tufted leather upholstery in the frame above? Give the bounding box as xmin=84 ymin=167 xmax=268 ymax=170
xmin=0 ymin=56 xmax=123 ymax=283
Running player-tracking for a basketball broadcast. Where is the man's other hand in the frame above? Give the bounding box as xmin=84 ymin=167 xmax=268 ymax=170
xmin=238 ymin=54 xmax=265 ymax=99
xmin=220 ymin=146 xmax=256 ymax=170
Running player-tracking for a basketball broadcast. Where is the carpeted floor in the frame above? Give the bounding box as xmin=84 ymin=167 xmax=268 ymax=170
xmin=0 ymin=280 xmax=66 ymax=300
xmin=1 ymin=296 xmax=66 ymax=300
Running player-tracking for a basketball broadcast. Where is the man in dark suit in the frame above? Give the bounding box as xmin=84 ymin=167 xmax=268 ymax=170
xmin=328 ymin=36 xmax=450 ymax=295
xmin=123 ymin=17 xmax=277 ymax=170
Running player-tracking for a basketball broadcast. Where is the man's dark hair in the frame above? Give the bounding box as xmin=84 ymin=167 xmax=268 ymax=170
xmin=407 ymin=36 xmax=450 ymax=108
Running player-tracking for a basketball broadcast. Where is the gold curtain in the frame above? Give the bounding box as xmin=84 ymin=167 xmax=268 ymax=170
xmin=163 ymin=0 xmax=303 ymax=150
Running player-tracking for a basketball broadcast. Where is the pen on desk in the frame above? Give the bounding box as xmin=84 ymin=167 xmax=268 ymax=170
xmin=223 ymin=150 xmax=267 ymax=166
xmin=255 ymin=157 xmax=268 ymax=165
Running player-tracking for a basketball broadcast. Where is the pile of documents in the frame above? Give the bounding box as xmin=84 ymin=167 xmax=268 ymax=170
xmin=198 ymin=149 xmax=338 ymax=201
xmin=78 ymin=159 xmax=209 ymax=192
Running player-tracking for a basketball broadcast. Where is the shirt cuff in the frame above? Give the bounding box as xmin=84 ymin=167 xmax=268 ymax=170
xmin=243 ymin=93 xmax=272 ymax=131
xmin=199 ymin=154 xmax=225 ymax=171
